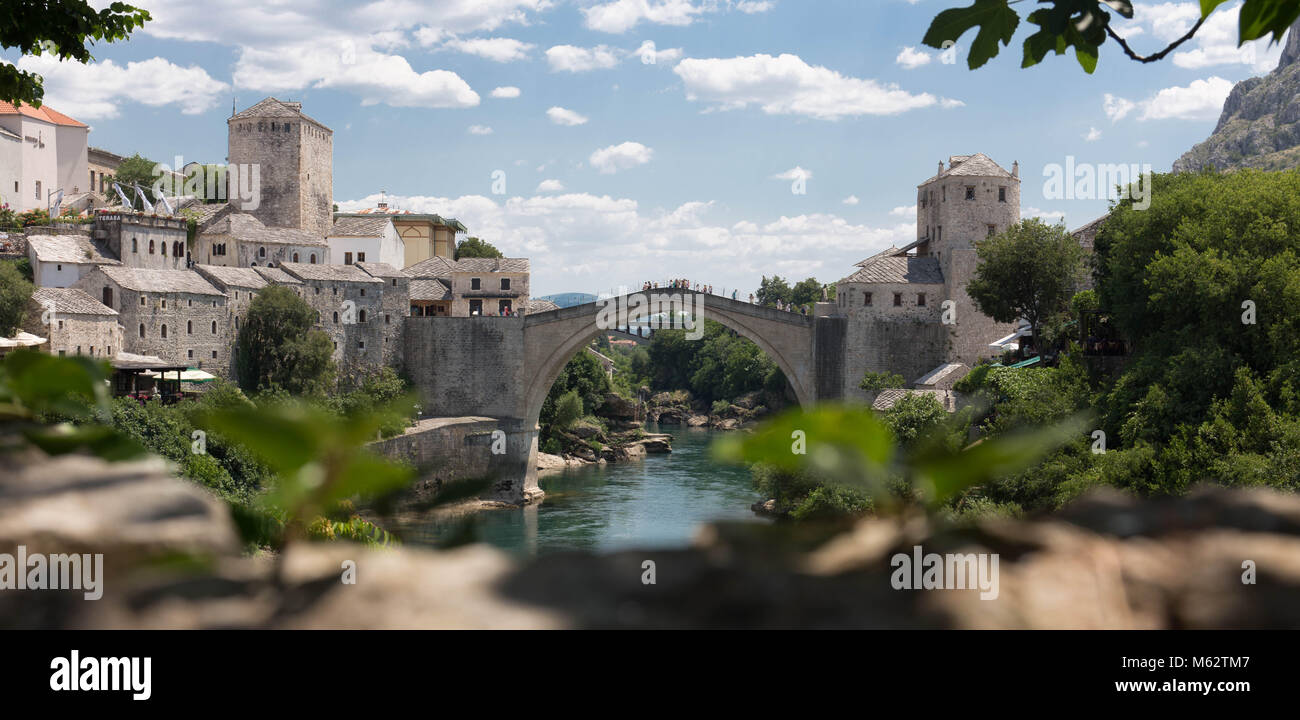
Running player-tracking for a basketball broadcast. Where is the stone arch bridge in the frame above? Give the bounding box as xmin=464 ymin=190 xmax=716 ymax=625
xmin=403 ymin=290 xmax=846 ymax=503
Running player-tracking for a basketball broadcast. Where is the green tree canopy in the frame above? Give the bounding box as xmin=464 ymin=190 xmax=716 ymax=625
xmin=455 ymin=237 xmax=504 ymax=260
xmin=0 ymin=1 xmax=151 ymax=106
xmin=967 ymin=218 xmax=1085 ymax=343
xmin=924 ymin=0 xmax=1300 ymax=74
xmin=0 ymin=261 xmax=34 ymax=336
xmin=108 ymin=153 xmax=158 ymax=209
xmin=755 ymin=275 xmax=792 ymax=307
xmin=235 ymin=286 xmax=335 ymax=395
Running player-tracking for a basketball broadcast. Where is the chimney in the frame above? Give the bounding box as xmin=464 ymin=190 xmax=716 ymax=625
xmin=1012 ymin=161 xmax=1019 ymax=178
xmin=938 ymin=161 xmax=944 ymax=175
xmin=377 ymin=201 xmax=388 ymax=210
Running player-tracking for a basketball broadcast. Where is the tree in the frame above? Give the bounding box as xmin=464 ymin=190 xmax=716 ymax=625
xmin=0 ymin=1 xmax=151 ymax=107
xmin=789 ymin=278 xmax=826 ymax=308
xmin=455 ymin=237 xmax=503 ymax=260
xmin=235 ymin=286 xmax=335 ymax=395
xmin=967 ymin=218 xmax=1084 ymax=348
xmin=923 ymin=0 xmax=1300 ymax=74
xmin=0 ymin=261 xmax=33 ymax=336
xmin=755 ymin=275 xmax=792 ymax=307
xmin=107 ymin=153 xmax=158 ymax=209
xmin=860 ymin=371 xmax=905 ymax=394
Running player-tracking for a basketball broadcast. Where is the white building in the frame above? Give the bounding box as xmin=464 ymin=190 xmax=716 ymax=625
xmin=27 ymin=233 xmax=122 ymax=288
xmin=0 ymin=102 xmax=89 ymax=213
xmin=326 ymin=215 xmax=404 ymax=267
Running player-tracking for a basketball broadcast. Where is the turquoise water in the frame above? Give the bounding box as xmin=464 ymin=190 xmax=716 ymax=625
xmin=398 ymin=425 xmax=764 ymax=557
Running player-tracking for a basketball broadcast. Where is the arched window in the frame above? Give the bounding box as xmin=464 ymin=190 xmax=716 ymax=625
xmin=293 ymin=253 xmax=299 ymax=262
xmin=309 ymin=254 xmax=316 ymax=264
xmin=160 ymin=324 xmax=168 ymax=338
xmin=160 ymin=242 xmax=166 ymax=257
xmin=149 ymin=239 xmax=155 ymax=254
xmin=259 ymin=246 xmax=266 ymax=257
xmin=132 ymin=238 xmax=138 ymax=253
xmin=333 ymin=311 xmax=339 ymax=323
xmin=359 ymin=310 xmax=367 ymax=323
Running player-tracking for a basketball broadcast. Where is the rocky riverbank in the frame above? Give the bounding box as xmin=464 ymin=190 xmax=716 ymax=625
xmin=540 ymin=393 xmax=673 ymax=470
xmin=643 ymin=389 xmax=789 ymax=431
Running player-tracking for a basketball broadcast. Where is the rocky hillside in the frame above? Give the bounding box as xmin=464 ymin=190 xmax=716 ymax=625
xmin=1174 ymin=20 xmax=1300 ymax=172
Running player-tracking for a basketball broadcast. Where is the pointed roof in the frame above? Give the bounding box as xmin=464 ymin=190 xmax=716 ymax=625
xmin=918 ymin=153 xmax=1015 ymax=186
xmin=229 ymin=97 xmax=330 ymax=132
xmin=0 ymin=101 xmax=87 ymax=128
xmin=839 ymin=255 xmax=943 ymax=285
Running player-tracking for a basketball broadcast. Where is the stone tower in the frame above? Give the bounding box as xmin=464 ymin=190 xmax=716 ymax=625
xmin=915 ymin=153 xmax=1021 ymax=365
xmin=227 ymin=98 xmax=333 ymax=239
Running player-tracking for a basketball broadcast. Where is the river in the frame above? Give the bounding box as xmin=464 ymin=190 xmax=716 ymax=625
xmin=398 ymin=424 xmax=765 ymax=557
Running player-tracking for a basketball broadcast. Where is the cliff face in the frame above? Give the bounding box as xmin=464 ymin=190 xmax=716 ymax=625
xmin=1174 ymin=19 xmax=1300 ymax=172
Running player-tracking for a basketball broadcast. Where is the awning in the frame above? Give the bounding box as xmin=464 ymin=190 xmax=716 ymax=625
xmin=142 ymin=368 xmax=217 ymax=382
xmin=0 ymin=332 xmax=47 ymax=348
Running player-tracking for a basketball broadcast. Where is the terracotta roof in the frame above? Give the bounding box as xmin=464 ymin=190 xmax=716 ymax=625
xmin=30 ymin=287 xmax=117 ymax=316
xmin=96 ymin=266 xmax=225 ymax=296
xmin=279 ymin=262 xmax=382 ymax=284
xmin=410 ymin=278 xmax=452 ymax=301
xmin=840 ymin=255 xmax=943 ymax=285
xmin=918 ymin=153 xmax=1015 ymax=186
xmin=26 ymin=234 xmax=120 ymax=265
xmin=330 ymin=216 xmax=391 ymax=237
xmin=193 ymin=264 xmax=268 ymax=291
xmin=0 ymin=101 xmax=87 ymax=128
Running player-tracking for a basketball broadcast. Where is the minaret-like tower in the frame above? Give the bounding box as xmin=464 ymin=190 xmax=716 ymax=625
xmin=226 ymin=98 xmax=333 ymax=239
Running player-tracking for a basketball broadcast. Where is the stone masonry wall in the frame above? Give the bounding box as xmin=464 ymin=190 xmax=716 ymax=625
xmin=228 ymin=119 xmax=302 ymax=232
xmin=299 ymin=123 xmax=333 ymax=240
xmin=24 ymin=310 xmax=122 ymax=360
xmin=79 ymin=278 xmax=231 ymax=372
xmin=95 ymin=215 xmax=189 ymax=270
xmin=403 ymin=316 xmax=527 ymax=419
xmin=296 ymin=278 xmax=388 ymax=370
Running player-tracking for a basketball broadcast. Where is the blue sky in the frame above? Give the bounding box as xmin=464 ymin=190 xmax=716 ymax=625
xmin=8 ymin=1 xmax=1287 ymax=296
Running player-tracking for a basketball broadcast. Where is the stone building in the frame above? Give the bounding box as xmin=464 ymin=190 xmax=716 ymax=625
xmin=91 ymin=211 xmax=190 ymax=271
xmin=24 ymin=287 xmax=122 ymax=359
xmin=87 ymin=146 xmax=124 ymax=199
xmin=227 ymin=98 xmax=333 ymax=240
xmin=194 ymin=211 xmax=329 ymax=268
xmin=73 ymin=265 xmax=230 ymax=371
xmin=192 ymin=264 xmax=269 ymax=377
xmin=327 ymin=215 xmax=403 ymax=267
xmin=26 ymin=232 xmax=120 ymax=287
xmin=836 ymin=153 xmax=1021 ymax=399
xmin=405 ymin=256 xmax=530 ymax=317
xmin=355 ymin=262 xmax=410 ymax=368
xmin=277 ymin=262 xmax=389 ymax=370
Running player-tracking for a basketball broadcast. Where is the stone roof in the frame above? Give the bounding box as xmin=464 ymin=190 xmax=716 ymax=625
xmin=854 ymin=247 xmax=901 ymax=267
xmin=410 ymin=278 xmax=452 ymax=301
xmin=872 ymin=388 xmax=958 ymax=413
xmin=229 ymin=97 xmax=331 ymax=132
xmin=405 ymin=256 xmax=457 ymax=279
xmin=528 ymin=298 xmax=560 ymax=313
xmin=355 ymin=261 xmax=405 ymax=279
xmin=840 ymin=255 xmax=943 ymax=285
xmin=30 ymin=287 xmax=117 ymax=316
xmin=96 ymin=266 xmax=225 ymax=296
xmin=914 ymin=362 xmax=970 ymax=389
xmin=280 ymin=262 xmax=383 ymax=284
xmin=330 ymin=216 xmax=391 ymax=238
xmin=338 ymin=208 xmax=467 ymax=232
xmin=202 ymin=212 xmax=329 ymax=247
xmin=193 ymin=264 xmax=268 ymax=290
xmin=186 ymin=202 xmax=232 ymax=231
xmin=452 ymin=257 xmax=529 ymax=273
xmin=1071 ymin=213 xmax=1109 ymax=251
xmin=27 ymin=234 xmax=120 ymax=266
xmin=112 ymin=352 xmax=182 ymax=370
xmin=252 ymin=266 xmax=302 ymax=285
xmin=919 ymin=153 xmax=1015 ymax=185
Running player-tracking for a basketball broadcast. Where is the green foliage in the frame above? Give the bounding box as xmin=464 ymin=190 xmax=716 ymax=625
xmin=881 ymin=393 xmax=952 ymax=450
xmin=646 ymin=320 xmax=780 ymax=403
xmin=860 ymin=370 xmax=905 ymax=394
xmin=923 ymin=1 xmax=1298 ymax=73
xmin=755 ymin=275 xmax=791 ymax=307
xmin=106 ymin=153 xmax=158 ymax=208
xmin=0 ymin=261 xmax=34 ymax=336
xmin=0 ymin=1 xmax=151 ymax=106
xmin=967 ymin=218 xmax=1084 ymax=343
xmin=454 ymin=236 xmax=503 ymax=259
xmin=235 ymin=285 xmax=335 ymax=395
xmin=329 ymin=366 xmax=416 ymax=438
xmin=552 ymin=389 xmax=584 ymax=431
xmin=539 ymin=350 xmax=610 ymax=441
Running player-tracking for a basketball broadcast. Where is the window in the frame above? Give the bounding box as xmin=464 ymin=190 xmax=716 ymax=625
xmin=360 ymin=289 xmax=365 ymax=297
xmin=56 ymin=264 xmax=62 ymax=271
xmin=140 ymin=296 xmax=145 ymax=306
xmin=259 ymin=247 xmax=266 ymax=257
xmin=941 ymin=186 xmax=946 ymax=202
xmin=293 ymin=253 xmax=299 ymax=262
xmin=357 ymin=252 xmax=365 ymax=262
xmin=987 ymin=224 xmax=996 ymax=237
xmin=149 ymin=239 xmax=155 ymax=254
xmin=332 ymin=311 xmax=339 ymax=323
xmin=161 ymin=300 xmax=166 ymax=309
xmin=864 ymin=292 xmax=873 ymax=306
xmin=358 ymin=341 xmax=365 ymax=350
xmin=501 ymin=278 xmax=511 ymax=290
xmin=57 ymin=320 xmax=64 ymax=329
xmin=188 ymin=349 xmax=194 ymax=359
xmin=918 ymin=293 xmax=927 ymax=307
xmin=469 ymin=299 xmax=483 ymax=315
xmin=35 ymin=180 xmax=40 ymax=200
xmin=187 ymin=321 xmax=193 ymax=334
xmin=965 ymin=186 xmax=975 ymax=200
xmin=384 ymin=314 xmax=390 ymax=324
xmin=471 ymin=278 xmax=481 ymax=290
xmin=358 ymin=310 xmax=367 ymax=323
xmin=211 ymin=351 xmax=217 ymax=359
xmin=893 ymin=293 xmax=902 ymax=307
xmin=344 ymin=252 xmax=353 ymax=265
xmin=211 ymin=321 xmax=217 ymax=334
xmin=998 ymin=187 xmax=1007 ymax=202
xmin=309 ymin=254 xmax=316 ymax=264
xmin=499 ymin=299 xmax=512 ymax=314
xmin=161 ymin=242 xmax=166 ymax=257
xmin=937 ymin=226 xmax=942 ymax=243
xmin=132 ymin=238 xmax=138 ymax=253
xmin=160 ymin=324 xmax=168 ymax=338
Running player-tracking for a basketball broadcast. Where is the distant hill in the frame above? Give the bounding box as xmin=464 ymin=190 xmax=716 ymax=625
xmin=1174 ymin=20 xmax=1300 ymax=172
xmin=536 ymin=292 xmax=598 ymax=308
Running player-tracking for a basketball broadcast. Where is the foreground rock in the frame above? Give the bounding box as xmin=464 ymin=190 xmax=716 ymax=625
xmin=5 ymin=449 xmax=1300 ymax=628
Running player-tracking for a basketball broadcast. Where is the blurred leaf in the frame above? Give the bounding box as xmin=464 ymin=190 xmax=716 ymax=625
xmin=922 ymin=0 xmax=1020 ymax=69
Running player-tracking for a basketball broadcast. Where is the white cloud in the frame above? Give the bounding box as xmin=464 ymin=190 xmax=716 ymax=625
xmin=1103 ymin=93 xmax=1136 ymax=122
xmin=547 ymin=106 xmax=590 ymax=126
xmin=16 ymin=55 xmax=228 ymax=119
xmin=674 ymin=53 xmax=941 ymax=119
xmin=1139 ymin=76 xmax=1234 ymax=120
xmin=491 ymin=86 xmax=521 ymax=98
xmin=1022 ymin=207 xmax=1067 ymax=224
xmin=889 ymin=205 xmax=916 ymax=217
xmin=1084 ymin=127 xmax=1102 ymax=141
xmin=842 ymin=195 xmax=860 ymax=206
xmin=583 ymin=0 xmax=702 ymax=33
xmin=735 ymin=1 xmax=774 ymax=13
xmin=468 ymin=124 xmax=494 ymax=134
xmin=445 ymin=36 xmax=535 ymax=62
xmin=634 ymin=40 xmax=684 ymax=65
xmin=546 ymin=44 xmax=623 ymax=72
xmin=590 ymin=141 xmax=654 ymax=173
xmin=536 ymin=179 xmax=566 ymax=192
xmin=336 ymin=189 xmax=913 ymax=296
xmin=1169 ymin=3 xmax=1282 ymax=72
xmin=772 ymin=166 xmax=812 ymax=181
xmin=940 ymin=98 xmax=966 ymax=109
xmin=896 ymin=46 xmax=933 ymax=69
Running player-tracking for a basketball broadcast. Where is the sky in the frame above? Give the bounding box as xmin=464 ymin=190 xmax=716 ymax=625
xmin=6 ymin=1 xmax=1289 ymax=296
